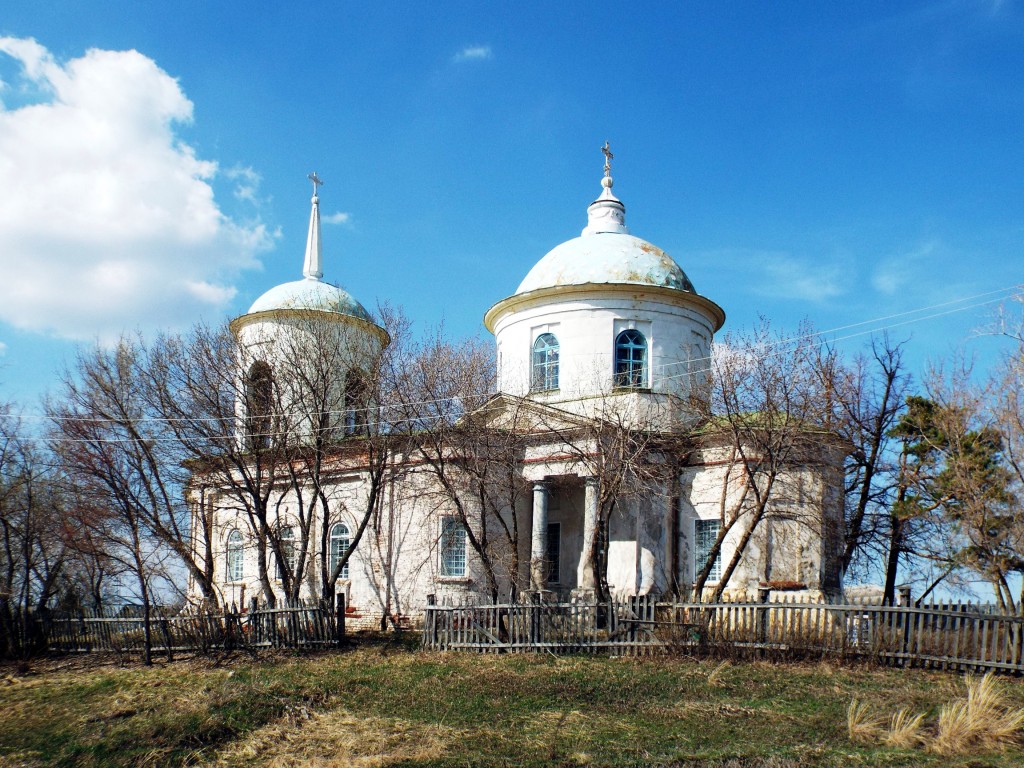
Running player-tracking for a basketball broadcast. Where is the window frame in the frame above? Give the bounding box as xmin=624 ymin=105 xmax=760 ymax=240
xmin=694 ymin=518 xmax=722 ymax=583
xmin=329 ymin=522 xmax=351 ymax=579
xmin=278 ymin=525 xmax=296 ymax=580
xmin=440 ymin=517 xmax=467 ymax=578
xmin=226 ymin=529 xmax=244 ymax=582
xmin=614 ymin=329 xmax=648 ymax=389
xmin=531 ymin=333 xmax=560 ymax=392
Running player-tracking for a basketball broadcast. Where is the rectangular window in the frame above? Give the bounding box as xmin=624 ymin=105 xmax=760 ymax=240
xmin=694 ymin=519 xmax=722 ymax=582
xmin=546 ymin=522 xmax=561 ymax=585
xmin=440 ymin=517 xmax=466 ymax=577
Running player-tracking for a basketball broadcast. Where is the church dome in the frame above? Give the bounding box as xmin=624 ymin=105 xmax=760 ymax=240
xmin=238 ymin=173 xmax=376 ymax=329
xmin=516 ymin=233 xmax=695 ymax=295
xmin=247 ymin=279 xmax=372 ymax=322
xmin=514 ymin=150 xmax=696 ymax=297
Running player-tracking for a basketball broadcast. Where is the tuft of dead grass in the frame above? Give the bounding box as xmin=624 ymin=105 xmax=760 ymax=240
xmin=705 ymin=660 xmax=731 ymax=688
xmin=847 ymin=699 xmax=883 ymax=744
xmin=932 ymin=673 xmax=1024 ymax=755
xmin=884 ymin=708 xmax=926 ymax=749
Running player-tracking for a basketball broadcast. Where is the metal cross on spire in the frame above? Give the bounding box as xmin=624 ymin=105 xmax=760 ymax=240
xmin=601 ymin=141 xmax=614 ymax=177
xmin=308 ymin=171 xmax=324 ymax=197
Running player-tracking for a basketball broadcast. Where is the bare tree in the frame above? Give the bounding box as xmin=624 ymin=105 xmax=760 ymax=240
xmin=688 ymin=321 xmax=846 ymax=602
xmin=830 ymin=337 xmax=911 ymax=584
xmin=389 ymin=330 xmax=531 ymax=602
xmin=49 ymin=339 xmax=219 ymax=614
xmin=0 ymin=408 xmax=73 ymax=656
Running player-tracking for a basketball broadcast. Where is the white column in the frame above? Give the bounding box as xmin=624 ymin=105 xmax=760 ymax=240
xmin=577 ymin=476 xmax=600 ymax=592
xmin=530 ymin=482 xmax=550 ymax=591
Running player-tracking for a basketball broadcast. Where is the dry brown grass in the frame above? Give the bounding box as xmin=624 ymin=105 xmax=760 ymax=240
xmin=883 ymin=708 xmax=925 ymax=749
xmin=200 ymin=707 xmax=456 ymax=767
xmin=846 ymin=699 xmax=883 ymax=744
xmin=705 ymin=660 xmax=731 ymax=687
xmin=931 ymin=673 xmax=1024 ymax=755
xmin=849 ymin=672 xmax=1024 ymax=756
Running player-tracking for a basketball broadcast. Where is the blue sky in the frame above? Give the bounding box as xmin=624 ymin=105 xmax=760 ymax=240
xmin=1 ymin=1 xmax=1022 ymax=409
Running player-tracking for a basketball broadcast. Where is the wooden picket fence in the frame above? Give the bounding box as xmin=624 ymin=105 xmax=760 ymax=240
xmin=422 ymin=596 xmax=1024 ymax=673
xmin=21 ymin=597 xmax=347 ymax=658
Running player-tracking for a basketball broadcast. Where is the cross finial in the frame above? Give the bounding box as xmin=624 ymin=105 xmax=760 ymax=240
xmin=601 ymin=141 xmax=614 ymax=177
xmin=308 ymin=171 xmax=324 ymax=197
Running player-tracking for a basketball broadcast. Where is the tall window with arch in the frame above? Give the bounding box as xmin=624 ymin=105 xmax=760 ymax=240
xmin=531 ymin=333 xmax=559 ymax=391
xmin=245 ymin=360 xmax=274 ymax=450
xmin=343 ymin=370 xmax=368 ymax=436
xmin=614 ymin=329 xmax=648 ymax=388
xmin=226 ymin=529 xmax=244 ymax=582
xmin=329 ymin=522 xmax=350 ymax=579
xmin=277 ymin=526 xmax=296 ymax=579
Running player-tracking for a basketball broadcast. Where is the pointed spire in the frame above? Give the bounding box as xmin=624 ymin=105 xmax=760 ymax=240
xmin=303 ymin=172 xmax=324 ymax=280
xmin=582 ymin=141 xmax=628 ymax=236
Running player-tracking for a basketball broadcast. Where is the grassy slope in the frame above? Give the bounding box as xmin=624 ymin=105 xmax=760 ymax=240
xmin=1 ymin=643 xmax=1022 ymax=767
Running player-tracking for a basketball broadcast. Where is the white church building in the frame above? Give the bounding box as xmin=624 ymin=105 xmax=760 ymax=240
xmin=191 ymin=151 xmax=845 ymax=625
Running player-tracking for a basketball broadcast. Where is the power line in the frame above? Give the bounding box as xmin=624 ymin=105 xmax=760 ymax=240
xmin=2 ymin=282 xmax=1020 ymax=443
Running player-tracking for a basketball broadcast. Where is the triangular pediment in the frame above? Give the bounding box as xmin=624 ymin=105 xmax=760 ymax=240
xmin=463 ymin=393 xmax=597 ymax=434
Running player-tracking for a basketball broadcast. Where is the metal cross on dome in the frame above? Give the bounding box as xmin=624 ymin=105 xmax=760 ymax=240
xmin=308 ymin=171 xmax=324 ymax=196
xmin=601 ymin=141 xmax=614 ymax=176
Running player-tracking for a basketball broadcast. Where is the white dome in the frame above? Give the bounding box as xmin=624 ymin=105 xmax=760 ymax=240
xmin=247 ymin=278 xmax=373 ymax=323
xmin=516 ymin=232 xmax=696 ymax=295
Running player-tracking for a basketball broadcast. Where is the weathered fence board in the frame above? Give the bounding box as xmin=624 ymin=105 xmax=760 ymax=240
xmin=422 ymin=598 xmax=1024 ymax=673
xmin=11 ymin=598 xmax=346 ymax=657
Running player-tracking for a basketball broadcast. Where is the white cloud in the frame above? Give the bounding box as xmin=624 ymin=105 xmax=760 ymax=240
xmin=225 ymin=165 xmax=264 ymax=205
xmin=453 ymin=46 xmax=492 ymax=63
xmin=704 ymin=247 xmax=846 ymax=303
xmin=0 ymin=37 xmax=272 ymax=341
xmin=871 ymin=241 xmax=937 ymax=295
xmin=756 ymin=255 xmax=845 ymax=303
xmin=0 ymin=341 xmax=6 ymax=356
xmin=322 ymin=211 xmax=351 ymax=225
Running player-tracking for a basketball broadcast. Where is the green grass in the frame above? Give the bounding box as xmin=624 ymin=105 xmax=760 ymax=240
xmin=1 ymin=642 xmax=1023 ymax=767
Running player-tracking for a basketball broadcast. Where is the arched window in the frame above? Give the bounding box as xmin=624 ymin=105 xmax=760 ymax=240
xmin=278 ymin=526 xmax=296 ymax=579
xmin=614 ymin=329 xmax=648 ymax=388
xmin=531 ymin=333 xmax=559 ymax=391
xmin=226 ymin=530 xmax=244 ymax=582
xmin=329 ymin=523 xmax=350 ymax=579
xmin=245 ymin=360 xmax=274 ymax=450
xmin=343 ymin=370 xmax=368 ymax=436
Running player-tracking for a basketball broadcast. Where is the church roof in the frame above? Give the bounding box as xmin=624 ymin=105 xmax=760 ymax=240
xmin=247 ymin=278 xmax=373 ymax=322
xmin=242 ymin=173 xmax=374 ymax=324
xmin=516 ymin=233 xmax=695 ymax=295
xmin=515 ymin=144 xmax=697 ymax=296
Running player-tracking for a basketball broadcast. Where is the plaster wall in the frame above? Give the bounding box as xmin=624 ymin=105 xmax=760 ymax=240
xmin=492 ymin=292 xmax=714 ymax=429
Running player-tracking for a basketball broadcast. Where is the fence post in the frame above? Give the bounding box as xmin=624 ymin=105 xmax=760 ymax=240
xmin=426 ymin=594 xmax=436 ymax=648
xmin=530 ymin=591 xmax=541 ymax=645
xmin=336 ymin=593 xmax=346 ymax=646
xmin=160 ymin=612 xmax=173 ymax=662
xmin=757 ymin=586 xmax=771 ymax=647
